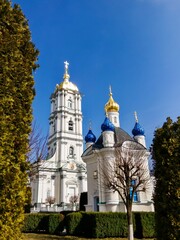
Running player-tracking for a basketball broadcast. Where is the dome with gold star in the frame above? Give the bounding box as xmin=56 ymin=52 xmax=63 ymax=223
xmin=104 ymin=86 xmax=119 ymax=113
xmin=56 ymin=61 xmax=79 ymax=92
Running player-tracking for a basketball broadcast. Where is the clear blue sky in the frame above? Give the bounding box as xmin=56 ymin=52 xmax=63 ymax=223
xmin=13 ymin=0 xmax=180 ymax=148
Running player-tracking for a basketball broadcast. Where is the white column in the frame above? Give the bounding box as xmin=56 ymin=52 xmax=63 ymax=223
xmin=61 ymin=90 xmax=64 ymax=110
xmin=79 ymin=95 xmax=82 ymax=111
xmin=64 ymin=91 xmax=67 ymax=109
xmin=56 ymin=115 xmax=60 ymax=132
xmin=75 ymin=94 xmax=77 ymax=111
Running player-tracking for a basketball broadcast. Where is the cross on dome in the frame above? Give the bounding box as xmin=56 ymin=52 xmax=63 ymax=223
xmin=109 ymin=85 xmax=112 ymax=96
xmin=134 ymin=111 xmax=138 ymax=123
xmin=89 ymin=120 xmax=92 ymax=130
xmin=64 ymin=61 xmax=69 ymax=74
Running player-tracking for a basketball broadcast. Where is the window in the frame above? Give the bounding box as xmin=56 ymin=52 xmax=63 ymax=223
xmin=68 ymin=120 xmax=73 ymax=131
xmin=130 ymin=180 xmax=138 ymax=202
xmin=69 ymin=146 xmax=74 ymax=156
xmin=68 ymin=99 xmax=72 ymax=109
xmin=114 ymin=116 xmax=117 ymax=123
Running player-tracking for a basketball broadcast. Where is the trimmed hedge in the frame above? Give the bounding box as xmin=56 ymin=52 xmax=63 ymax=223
xmin=66 ymin=212 xmax=128 ymax=238
xmin=134 ymin=212 xmax=155 ymax=238
xmin=66 ymin=212 xmax=83 ymax=236
xmin=22 ymin=213 xmax=64 ymax=234
xmin=22 ymin=212 xmax=155 ymax=238
xmin=84 ymin=212 xmax=128 ymax=238
xmin=66 ymin=211 xmax=155 ymax=238
xmin=48 ymin=214 xmax=64 ymax=234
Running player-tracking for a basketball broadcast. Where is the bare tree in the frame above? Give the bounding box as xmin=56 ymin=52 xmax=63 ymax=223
xmin=46 ymin=196 xmax=55 ymax=206
xmin=100 ymin=141 xmax=151 ymax=240
xmin=69 ymin=195 xmax=79 ymax=210
xmin=27 ymin=121 xmax=48 ymax=163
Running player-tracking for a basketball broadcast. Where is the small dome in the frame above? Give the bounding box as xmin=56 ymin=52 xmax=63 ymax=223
xmin=85 ymin=129 xmax=96 ymax=143
xmin=132 ymin=122 xmax=145 ymax=136
xmin=101 ymin=117 xmax=115 ymax=132
xmin=104 ymin=87 xmax=119 ymax=113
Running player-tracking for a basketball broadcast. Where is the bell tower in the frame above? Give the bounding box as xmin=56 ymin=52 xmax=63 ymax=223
xmin=47 ymin=61 xmax=83 ymax=165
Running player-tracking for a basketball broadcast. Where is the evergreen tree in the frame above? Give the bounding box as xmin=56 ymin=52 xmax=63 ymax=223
xmin=0 ymin=1 xmax=39 ymax=239
xmin=152 ymin=117 xmax=180 ymax=240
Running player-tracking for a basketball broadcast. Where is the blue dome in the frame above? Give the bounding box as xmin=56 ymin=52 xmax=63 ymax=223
xmin=101 ymin=117 xmax=115 ymax=132
xmin=85 ymin=129 xmax=96 ymax=143
xmin=132 ymin=122 xmax=145 ymax=136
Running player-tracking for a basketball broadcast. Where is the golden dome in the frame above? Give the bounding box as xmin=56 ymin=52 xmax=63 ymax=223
xmin=104 ymin=86 xmax=119 ymax=113
xmin=56 ymin=61 xmax=79 ymax=92
xmin=58 ymin=80 xmax=78 ymax=92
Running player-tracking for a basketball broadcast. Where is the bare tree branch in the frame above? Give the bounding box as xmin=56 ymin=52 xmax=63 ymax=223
xmin=27 ymin=121 xmax=48 ymax=163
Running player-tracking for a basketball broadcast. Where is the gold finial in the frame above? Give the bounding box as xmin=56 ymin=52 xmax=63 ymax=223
xmin=134 ymin=111 xmax=138 ymax=122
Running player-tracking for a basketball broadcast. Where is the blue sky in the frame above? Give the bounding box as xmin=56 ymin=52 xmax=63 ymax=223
xmin=13 ymin=0 xmax=180 ymax=148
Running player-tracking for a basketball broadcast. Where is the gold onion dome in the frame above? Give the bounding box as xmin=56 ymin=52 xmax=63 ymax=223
xmin=57 ymin=61 xmax=79 ymax=92
xmin=104 ymin=86 xmax=119 ymax=113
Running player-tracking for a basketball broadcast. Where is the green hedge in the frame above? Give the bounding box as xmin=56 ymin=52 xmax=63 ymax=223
xmin=134 ymin=212 xmax=155 ymax=238
xmin=66 ymin=212 xmax=155 ymax=238
xmin=84 ymin=212 xmax=128 ymax=238
xmin=66 ymin=212 xmax=83 ymax=236
xmin=48 ymin=214 xmax=64 ymax=234
xmin=22 ymin=213 xmax=64 ymax=234
xmin=66 ymin=212 xmax=128 ymax=238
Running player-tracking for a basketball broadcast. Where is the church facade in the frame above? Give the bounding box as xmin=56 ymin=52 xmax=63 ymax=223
xmin=82 ymin=89 xmax=154 ymax=212
xmin=30 ymin=62 xmax=154 ymax=212
xmin=30 ymin=62 xmax=87 ymax=208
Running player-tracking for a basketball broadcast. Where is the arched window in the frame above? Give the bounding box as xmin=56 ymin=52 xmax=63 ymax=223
xmin=68 ymin=99 xmax=72 ymax=109
xmin=69 ymin=146 xmax=74 ymax=156
xmin=68 ymin=120 xmax=73 ymax=131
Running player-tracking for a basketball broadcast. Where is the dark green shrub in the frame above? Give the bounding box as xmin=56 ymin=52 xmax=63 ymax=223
xmin=65 ymin=211 xmax=155 ymax=238
xmin=22 ymin=214 xmax=48 ymax=233
xmin=66 ymin=212 xmax=83 ymax=236
xmin=66 ymin=212 xmax=128 ymax=238
xmin=83 ymin=212 xmax=128 ymax=238
xmin=134 ymin=212 xmax=155 ymax=238
xmin=22 ymin=213 xmax=64 ymax=234
xmin=48 ymin=214 xmax=64 ymax=234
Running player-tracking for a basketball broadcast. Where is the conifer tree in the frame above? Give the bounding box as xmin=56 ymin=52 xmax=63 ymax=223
xmin=0 ymin=1 xmax=39 ymax=239
xmin=152 ymin=117 xmax=180 ymax=240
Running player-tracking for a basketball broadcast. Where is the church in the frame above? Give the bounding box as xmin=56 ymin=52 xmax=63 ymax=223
xmin=30 ymin=62 xmax=154 ymax=212
xmin=30 ymin=61 xmax=87 ymax=209
xmin=82 ymin=89 xmax=154 ymax=212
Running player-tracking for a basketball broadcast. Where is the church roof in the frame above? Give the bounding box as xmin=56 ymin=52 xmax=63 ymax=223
xmin=82 ymin=127 xmax=145 ymax=157
xmin=94 ymin=127 xmax=132 ymax=149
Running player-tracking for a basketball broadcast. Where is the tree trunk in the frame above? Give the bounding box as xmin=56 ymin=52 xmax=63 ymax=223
xmin=127 ymin=207 xmax=134 ymax=240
